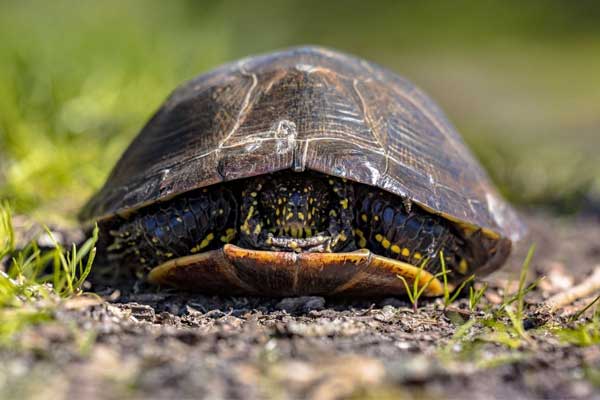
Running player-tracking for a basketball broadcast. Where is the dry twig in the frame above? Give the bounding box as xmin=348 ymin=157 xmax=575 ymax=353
xmin=545 ymin=266 xmax=600 ymax=313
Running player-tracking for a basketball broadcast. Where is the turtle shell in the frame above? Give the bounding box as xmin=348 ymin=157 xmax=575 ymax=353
xmin=80 ymin=46 xmax=525 ymax=244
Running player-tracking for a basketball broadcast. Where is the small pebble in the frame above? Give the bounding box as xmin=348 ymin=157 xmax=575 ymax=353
xmin=276 ymin=296 xmax=326 ymax=313
xmin=374 ymin=305 xmax=397 ymax=322
xmin=128 ymin=303 xmax=156 ymax=322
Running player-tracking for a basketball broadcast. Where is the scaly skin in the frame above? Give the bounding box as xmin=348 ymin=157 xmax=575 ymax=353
xmin=107 ymin=187 xmax=238 ymax=271
xmin=105 ymin=171 xmax=483 ymax=278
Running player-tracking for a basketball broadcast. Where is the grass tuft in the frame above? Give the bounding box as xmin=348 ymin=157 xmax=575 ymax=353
xmin=570 ymin=293 xmax=600 ymax=322
xmin=0 ymin=202 xmax=98 ymax=345
xmin=440 ymin=251 xmax=475 ymax=309
xmin=397 ymin=258 xmax=445 ymax=312
xmin=501 ymin=245 xmax=537 ymax=345
xmin=0 ymin=201 xmax=15 ymax=260
xmin=555 ymin=309 xmax=600 ymax=346
xmin=45 ymin=225 xmax=98 ymax=297
xmin=556 ymin=298 xmax=600 ymax=346
xmin=468 ymin=282 xmax=488 ymax=311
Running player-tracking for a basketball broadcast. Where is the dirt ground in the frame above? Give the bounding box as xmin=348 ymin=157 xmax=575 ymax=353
xmin=2 ymin=210 xmax=600 ymax=400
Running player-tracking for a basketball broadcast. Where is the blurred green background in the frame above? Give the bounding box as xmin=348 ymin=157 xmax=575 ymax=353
xmin=1 ymin=0 xmax=599 ymax=224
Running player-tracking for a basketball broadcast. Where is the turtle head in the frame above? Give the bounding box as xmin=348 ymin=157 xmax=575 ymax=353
xmin=238 ymin=172 xmax=355 ymax=253
xmin=261 ymin=175 xmax=330 ymax=238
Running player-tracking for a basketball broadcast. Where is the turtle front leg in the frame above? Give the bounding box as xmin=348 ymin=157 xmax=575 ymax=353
xmin=322 ymin=178 xmax=356 ymax=252
xmin=353 ymin=185 xmax=468 ymax=275
xmin=106 ymin=187 xmax=238 ymax=271
xmin=237 ymin=179 xmax=268 ymax=249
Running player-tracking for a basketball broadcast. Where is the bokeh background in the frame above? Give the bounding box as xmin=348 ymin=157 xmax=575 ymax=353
xmin=1 ymin=0 xmax=599 ymax=223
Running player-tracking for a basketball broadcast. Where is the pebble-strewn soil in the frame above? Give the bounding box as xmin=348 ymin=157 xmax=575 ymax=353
xmin=1 ymin=211 xmax=600 ymax=400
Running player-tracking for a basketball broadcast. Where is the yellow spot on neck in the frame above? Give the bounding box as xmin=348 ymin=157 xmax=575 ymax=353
xmin=375 ymin=234 xmax=383 ymax=242
xmin=355 ymin=229 xmax=367 ymax=248
xmin=192 ymin=232 xmax=215 ymax=252
xmin=391 ymin=244 xmax=401 ymax=254
xmin=361 ymin=214 xmax=368 ymax=222
xmin=220 ymin=228 xmax=236 ymax=243
xmin=402 ymin=248 xmax=410 ymax=257
xmin=458 ymin=259 xmax=469 ymax=274
xmin=339 ymin=198 xmax=349 ymax=209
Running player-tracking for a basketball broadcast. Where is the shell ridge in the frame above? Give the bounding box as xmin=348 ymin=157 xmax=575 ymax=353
xmin=351 ymin=78 xmax=390 ymax=186
xmin=217 ymin=65 xmax=258 ymax=152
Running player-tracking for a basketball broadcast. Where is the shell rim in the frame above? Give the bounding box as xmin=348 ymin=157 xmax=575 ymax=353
xmin=84 ymin=166 xmax=506 ymax=241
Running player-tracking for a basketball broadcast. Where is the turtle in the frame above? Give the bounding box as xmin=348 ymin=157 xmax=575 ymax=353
xmin=80 ymin=46 xmax=526 ymax=297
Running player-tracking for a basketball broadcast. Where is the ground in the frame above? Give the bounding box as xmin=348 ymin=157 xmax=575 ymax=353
xmin=1 ymin=211 xmax=599 ymax=400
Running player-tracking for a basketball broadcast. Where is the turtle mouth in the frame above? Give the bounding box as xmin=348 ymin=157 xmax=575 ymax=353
xmin=239 ymin=210 xmax=338 ymax=252
xmin=264 ymin=231 xmax=336 ymax=252
xmin=258 ymin=217 xmax=339 ymax=252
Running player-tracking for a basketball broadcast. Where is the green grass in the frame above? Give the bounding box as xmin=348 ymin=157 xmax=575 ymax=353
xmin=502 ymin=245 xmax=536 ymax=345
xmin=440 ymin=251 xmax=475 ymax=309
xmin=396 ymin=258 xmax=445 ymax=312
xmin=468 ymin=282 xmax=488 ymax=312
xmin=555 ymin=317 xmax=600 ymax=347
xmin=437 ymin=245 xmax=600 ymax=372
xmin=0 ymin=202 xmax=15 ymax=260
xmin=571 ymin=294 xmax=600 ymax=322
xmin=555 ymin=296 xmax=600 ymax=347
xmin=0 ymin=203 xmax=98 ymax=345
xmin=440 ymin=248 xmax=539 ymax=358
